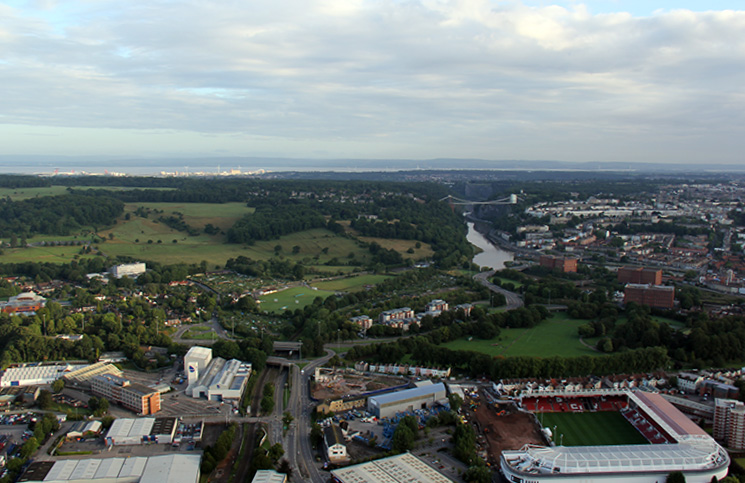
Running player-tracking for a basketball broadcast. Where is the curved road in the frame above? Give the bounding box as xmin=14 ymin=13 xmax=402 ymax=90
xmin=474 ymin=270 xmax=524 ymax=310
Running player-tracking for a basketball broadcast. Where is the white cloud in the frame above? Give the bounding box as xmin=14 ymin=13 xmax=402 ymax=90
xmin=0 ymin=0 xmax=744 ymax=163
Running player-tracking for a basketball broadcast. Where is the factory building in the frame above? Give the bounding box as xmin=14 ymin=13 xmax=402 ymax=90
xmin=184 ymin=346 xmax=252 ymax=403
xmin=1 ymin=362 xmax=87 ymax=387
xmin=104 ymin=417 xmax=177 ymax=446
xmin=18 ymin=454 xmax=200 ymax=483
xmin=367 ymin=382 xmax=447 ymax=419
xmin=331 ymin=452 xmax=453 ymax=483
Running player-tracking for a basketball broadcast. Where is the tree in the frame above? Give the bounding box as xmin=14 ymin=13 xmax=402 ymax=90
xmin=310 ymin=424 xmax=323 ymax=449
xmin=666 ymin=471 xmax=686 ymax=483
xmin=282 ymin=412 xmax=294 ymax=427
xmin=463 ymin=464 xmax=491 ymax=483
xmin=52 ymin=379 xmax=65 ymax=393
xmin=448 ymin=393 xmax=463 ymax=413
xmin=277 ymin=458 xmax=293 ymax=477
xmin=268 ymin=442 xmax=284 ymax=463
xmin=37 ymin=390 xmax=53 ymax=410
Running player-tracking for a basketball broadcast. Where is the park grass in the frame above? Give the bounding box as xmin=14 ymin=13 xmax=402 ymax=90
xmin=442 ymin=313 xmax=603 ymax=358
xmin=311 ymin=274 xmax=391 ymax=292
xmin=0 ymin=245 xmax=99 ymax=264
xmin=539 ymin=412 xmax=649 ymax=446
xmin=259 ymin=286 xmax=336 ymax=313
xmin=123 ymin=202 xmax=254 ymax=231
xmin=494 ymin=277 xmax=523 ymax=289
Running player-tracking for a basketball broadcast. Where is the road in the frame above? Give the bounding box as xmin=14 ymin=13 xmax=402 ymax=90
xmin=171 ymin=317 xmax=229 ymax=345
xmin=474 ymin=270 xmax=524 ymax=310
xmin=286 ymin=349 xmax=334 ymax=483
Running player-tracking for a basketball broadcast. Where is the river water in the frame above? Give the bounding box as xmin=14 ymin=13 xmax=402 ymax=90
xmin=467 ymin=222 xmax=514 ymax=270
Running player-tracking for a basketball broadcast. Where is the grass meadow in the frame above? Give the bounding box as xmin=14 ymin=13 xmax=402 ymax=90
xmin=539 ymin=411 xmax=649 ymax=446
xmin=442 ymin=312 xmax=603 ymax=358
xmin=258 ymin=286 xmax=336 ymax=313
xmin=311 ymin=274 xmax=391 ymax=292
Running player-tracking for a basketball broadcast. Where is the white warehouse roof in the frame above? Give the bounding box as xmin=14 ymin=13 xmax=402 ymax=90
xmin=369 ymin=383 xmax=446 ymax=407
xmin=332 ymin=452 xmax=453 ymax=483
xmin=20 ymin=455 xmax=200 ymax=483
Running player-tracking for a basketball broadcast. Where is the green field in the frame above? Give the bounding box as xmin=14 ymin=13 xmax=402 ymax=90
xmin=0 ymin=185 xmax=174 ymax=201
xmin=494 ymin=277 xmax=523 ymax=288
xmin=442 ymin=313 xmax=604 ymax=358
xmin=259 ymin=286 xmax=336 ymax=313
xmin=0 ymin=245 xmax=99 ymax=264
xmin=539 ymin=412 xmax=649 ymax=446
xmin=312 ymin=274 xmax=391 ymax=292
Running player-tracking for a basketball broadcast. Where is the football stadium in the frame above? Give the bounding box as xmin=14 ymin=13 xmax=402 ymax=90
xmin=500 ymin=390 xmax=730 ymax=483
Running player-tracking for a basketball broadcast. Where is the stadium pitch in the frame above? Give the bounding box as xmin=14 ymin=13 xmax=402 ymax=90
xmin=538 ymin=411 xmax=650 ymax=446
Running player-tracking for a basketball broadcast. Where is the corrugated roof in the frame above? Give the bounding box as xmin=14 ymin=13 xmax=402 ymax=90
xmin=369 ymin=383 xmax=446 ymax=406
xmin=332 ymin=452 xmax=453 ymax=483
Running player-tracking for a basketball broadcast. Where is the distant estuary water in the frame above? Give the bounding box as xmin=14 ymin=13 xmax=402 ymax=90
xmin=467 ymin=222 xmax=514 ymax=270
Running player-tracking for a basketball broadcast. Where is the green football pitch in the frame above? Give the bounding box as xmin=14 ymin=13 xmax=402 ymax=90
xmin=538 ymin=412 xmax=650 ymax=446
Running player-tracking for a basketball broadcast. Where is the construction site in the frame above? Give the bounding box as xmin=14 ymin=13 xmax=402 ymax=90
xmin=311 ymin=366 xmax=408 ymax=404
xmin=463 ymin=388 xmax=546 ymax=466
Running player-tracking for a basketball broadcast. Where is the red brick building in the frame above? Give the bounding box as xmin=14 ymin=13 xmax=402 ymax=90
xmin=618 ymin=267 xmax=663 ymax=285
xmin=623 ymin=284 xmax=675 ymax=309
xmin=539 ymin=255 xmax=578 ymax=273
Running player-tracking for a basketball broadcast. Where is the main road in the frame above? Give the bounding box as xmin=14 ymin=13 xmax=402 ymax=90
xmin=474 ymin=270 xmax=523 ymax=310
xmin=286 ymin=349 xmax=334 ymax=483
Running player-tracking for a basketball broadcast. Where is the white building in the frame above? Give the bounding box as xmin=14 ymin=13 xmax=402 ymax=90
xmin=184 ymin=346 xmax=213 ymax=387
xmin=184 ymin=346 xmax=251 ymax=403
xmin=323 ymin=425 xmax=348 ymax=464
xmin=1 ymin=362 xmax=88 ymax=387
xmin=109 ymin=263 xmax=147 ymax=279
xmin=19 ymin=454 xmax=200 ymax=483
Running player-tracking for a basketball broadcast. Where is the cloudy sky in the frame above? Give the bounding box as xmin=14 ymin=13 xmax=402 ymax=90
xmin=1 ymin=0 xmax=744 ymax=166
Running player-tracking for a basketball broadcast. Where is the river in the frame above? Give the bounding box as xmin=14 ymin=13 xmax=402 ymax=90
xmin=467 ymin=222 xmax=514 ymax=270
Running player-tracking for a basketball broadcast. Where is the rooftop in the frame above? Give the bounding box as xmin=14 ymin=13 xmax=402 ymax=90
xmin=331 ymin=452 xmax=453 ymax=483
xmin=369 ymin=383 xmax=446 ymax=407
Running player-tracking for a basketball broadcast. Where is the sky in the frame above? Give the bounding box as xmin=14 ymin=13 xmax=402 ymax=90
xmin=1 ymin=0 xmax=745 ymax=166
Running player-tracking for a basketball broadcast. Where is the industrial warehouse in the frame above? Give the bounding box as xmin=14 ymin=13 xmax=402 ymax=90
xmin=367 ymin=382 xmax=447 ymax=419
xmin=184 ymin=346 xmax=252 ymax=403
xmin=104 ymin=417 xmax=178 ymax=446
xmin=18 ymin=454 xmax=200 ymax=483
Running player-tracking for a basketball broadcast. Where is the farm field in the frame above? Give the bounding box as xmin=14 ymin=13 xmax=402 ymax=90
xmin=258 ymin=286 xmax=336 ymax=313
xmin=311 ymin=274 xmax=391 ymax=292
xmin=539 ymin=412 xmax=649 ymax=446
xmin=123 ymin=202 xmax=254 ymax=231
xmin=442 ymin=313 xmax=603 ymax=358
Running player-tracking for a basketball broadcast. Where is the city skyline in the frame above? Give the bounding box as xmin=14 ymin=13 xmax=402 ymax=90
xmin=2 ymin=1 xmax=744 ymax=166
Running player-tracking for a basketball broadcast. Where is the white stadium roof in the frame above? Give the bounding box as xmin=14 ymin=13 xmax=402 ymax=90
xmin=503 ymin=440 xmax=728 ymax=475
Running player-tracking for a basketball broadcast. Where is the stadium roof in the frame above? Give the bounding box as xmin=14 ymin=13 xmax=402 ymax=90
xmin=633 ymin=391 xmax=708 ymax=439
xmin=331 ymin=452 xmax=453 ymax=483
xmin=502 ymin=440 xmax=728 ymax=475
xmin=369 ymin=383 xmax=446 ymax=407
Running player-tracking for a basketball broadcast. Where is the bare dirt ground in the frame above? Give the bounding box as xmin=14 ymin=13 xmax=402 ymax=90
xmin=470 ymin=402 xmax=546 ymax=466
xmin=311 ymin=371 xmax=406 ymax=400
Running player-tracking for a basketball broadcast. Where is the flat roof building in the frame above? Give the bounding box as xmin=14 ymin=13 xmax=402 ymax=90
xmin=368 ymin=382 xmax=447 ymax=419
xmin=624 ymin=284 xmax=675 ymax=309
xmin=331 ymin=452 xmax=453 ymax=483
xmin=91 ymin=374 xmax=161 ymax=415
xmin=104 ymin=417 xmax=177 ymax=446
xmin=1 ymin=362 xmax=88 ymax=387
xmin=109 ymin=263 xmax=147 ymax=279
xmin=714 ymin=398 xmax=745 ymax=450
xmin=251 ymin=470 xmax=287 ymax=483
xmin=19 ymin=454 xmax=200 ymax=483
